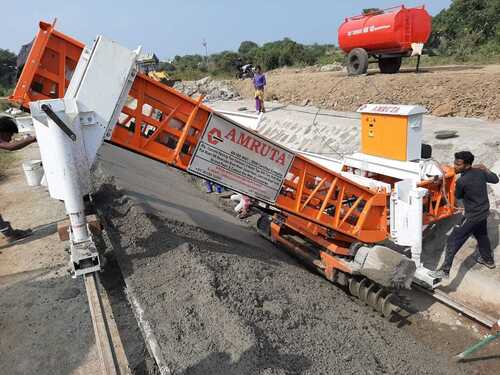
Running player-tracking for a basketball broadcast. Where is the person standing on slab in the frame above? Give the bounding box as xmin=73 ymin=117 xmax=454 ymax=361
xmin=0 ymin=116 xmax=36 ymax=243
xmin=253 ymin=65 xmax=266 ymax=113
xmin=431 ymin=151 xmax=498 ymax=279
xmin=204 ymin=179 xmax=223 ymax=194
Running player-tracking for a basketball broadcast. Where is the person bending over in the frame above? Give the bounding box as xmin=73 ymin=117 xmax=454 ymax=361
xmin=0 ymin=116 xmax=36 ymax=243
xmin=431 ymin=151 xmax=498 ymax=279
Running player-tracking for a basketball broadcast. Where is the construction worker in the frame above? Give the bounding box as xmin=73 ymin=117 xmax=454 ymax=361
xmin=230 ymin=193 xmax=251 ymax=219
xmin=431 ymin=151 xmax=498 ymax=279
xmin=204 ymin=180 xmax=224 ymax=194
xmin=253 ymin=65 xmax=266 ymax=113
xmin=0 ymin=116 xmax=36 ymax=243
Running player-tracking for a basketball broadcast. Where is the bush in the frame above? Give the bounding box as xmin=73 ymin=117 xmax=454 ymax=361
xmin=238 ymin=41 xmax=258 ymax=56
xmin=429 ymin=0 xmax=500 ymax=58
xmin=0 ymin=49 xmax=16 ymax=89
xmin=171 ymin=38 xmax=342 ymax=77
xmin=171 ymin=69 xmax=207 ymax=81
xmin=0 ymin=85 xmax=13 ymax=97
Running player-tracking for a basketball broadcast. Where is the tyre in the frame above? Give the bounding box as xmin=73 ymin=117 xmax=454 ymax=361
xmin=378 ymin=56 xmax=402 ymax=74
xmin=346 ymin=48 xmax=369 ymax=75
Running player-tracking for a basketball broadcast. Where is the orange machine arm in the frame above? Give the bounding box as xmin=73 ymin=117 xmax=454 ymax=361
xmin=10 ymin=21 xmax=389 ymax=245
xmin=111 ymin=73 xmax=389 ymax=243
xmin=11 ymin=20 xmax=84 ymax=108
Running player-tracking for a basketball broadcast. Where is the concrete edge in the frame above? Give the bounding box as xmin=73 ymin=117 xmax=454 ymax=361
xmin=126 ymin=291 xmax=172 ymax=375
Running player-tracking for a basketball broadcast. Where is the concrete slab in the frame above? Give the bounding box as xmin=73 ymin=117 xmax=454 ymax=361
xmin=212 ymin=100 xmax=500 ymax=315
xmin=213 ymin=99 xmax=500 ymax=165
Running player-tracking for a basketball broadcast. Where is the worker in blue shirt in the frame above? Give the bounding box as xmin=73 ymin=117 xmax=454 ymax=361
xmin=253 ymin=65 xmax=266 ymax=113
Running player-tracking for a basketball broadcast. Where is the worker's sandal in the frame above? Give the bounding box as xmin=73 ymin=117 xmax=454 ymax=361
xmin=237 ymin=210 xmax=251 ymax=219
xmin=474 ymin=255 xmax=496 ymax=269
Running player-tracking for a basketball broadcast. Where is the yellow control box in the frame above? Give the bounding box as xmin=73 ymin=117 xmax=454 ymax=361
xmin=357 ymin=104 xmax=426 ymax=161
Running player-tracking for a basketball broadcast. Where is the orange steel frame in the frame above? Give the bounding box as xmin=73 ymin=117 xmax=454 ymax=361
xmin=11 ymin=22 xmax=457 ymax=276
xmin=112 ymin=75 xmax=390 ymax=244
xmin=420 ymin=172 xmax=456 ymax=224
xmin=11 ymin=20 xmax=84 ymax=108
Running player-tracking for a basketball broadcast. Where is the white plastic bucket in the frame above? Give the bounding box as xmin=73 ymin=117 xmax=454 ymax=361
xmin=22 ymin=160 xmax=44 ymax=187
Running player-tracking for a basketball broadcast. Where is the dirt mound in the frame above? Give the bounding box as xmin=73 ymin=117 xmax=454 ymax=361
xmin=94 ymin=181 xmax=463 ymax=375
xmin=231 ymin=65 xmax=500 ymax=120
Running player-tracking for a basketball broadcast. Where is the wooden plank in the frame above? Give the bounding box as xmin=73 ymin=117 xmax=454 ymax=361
xmin=97 ymin=274 xmax=132 ymax=374
xmin=58 ymin=214 xmax=102 ymax=241
xmin=84 ymin=273 xmax=118 ymax=375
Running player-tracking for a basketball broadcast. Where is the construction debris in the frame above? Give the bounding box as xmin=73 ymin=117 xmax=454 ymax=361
xmin=173 ymin=76 xmax=241 ymax=103
xmin=435 ymin=130 xmax=459 ymax=139
xmin=319 ymin=63 xmax=343 ymax=72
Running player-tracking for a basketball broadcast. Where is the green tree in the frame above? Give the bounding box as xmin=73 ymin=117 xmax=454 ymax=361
xmin=429 ymin=0 xmax=500 ymax=56
xmin=212 ymin=51 xmax=240 ymax=72
xmin=172 ymin=54 xmax=204 ymax=70
xmin=238 ymin=41 xmax=259 ymax=55
xmin=157 ymin=61 xmax=176 ymax=72
xmin=0 ymin=48 xmax=17 ymax=91
xmin=171 ymin=37 xmax=344 ymax=77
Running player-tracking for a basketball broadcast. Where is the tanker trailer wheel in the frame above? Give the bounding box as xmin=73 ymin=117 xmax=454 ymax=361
xmin=346 ymin=48 xmax=369 ymax=76
xmin=378 ymin=56 xmax=402 ymax=74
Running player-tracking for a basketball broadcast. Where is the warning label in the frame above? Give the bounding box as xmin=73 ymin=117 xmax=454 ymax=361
xmin=188 ymin=113 xmax=294 ymax=204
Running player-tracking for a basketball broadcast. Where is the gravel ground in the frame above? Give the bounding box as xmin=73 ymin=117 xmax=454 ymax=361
xmin=94 ymin=180 xmax=464 ymax=375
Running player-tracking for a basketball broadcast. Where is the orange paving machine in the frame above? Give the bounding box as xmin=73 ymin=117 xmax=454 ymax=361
xmin=10 ymin=21 xmax=457 ymax=316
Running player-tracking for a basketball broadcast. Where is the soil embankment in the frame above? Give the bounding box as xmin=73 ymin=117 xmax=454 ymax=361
xmin=231 ymin=65 xmax=500 ymax=120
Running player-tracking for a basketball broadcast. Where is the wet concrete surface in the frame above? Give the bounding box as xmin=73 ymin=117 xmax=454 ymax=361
xmin=94 ymin=143 xmax=465 ymax=374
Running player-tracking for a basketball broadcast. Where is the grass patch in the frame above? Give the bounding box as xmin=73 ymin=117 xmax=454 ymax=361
xmin=0 ymin=151 xmax=16 ymax=177
xmin=402 ymin=54 xmax=500 ymax=67
xmin=171 ymin=68 xmax=235 ymax=81
xmin=0 ymin=97 xmax=12 ymax=112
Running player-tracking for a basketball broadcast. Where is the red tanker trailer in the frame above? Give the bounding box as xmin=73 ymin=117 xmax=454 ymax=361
xmin=338 ymin=5 xmax=432 ymax=75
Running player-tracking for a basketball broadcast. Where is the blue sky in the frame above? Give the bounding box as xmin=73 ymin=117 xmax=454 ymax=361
xmin=5 ymin=1 xmax=451 ymax=59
